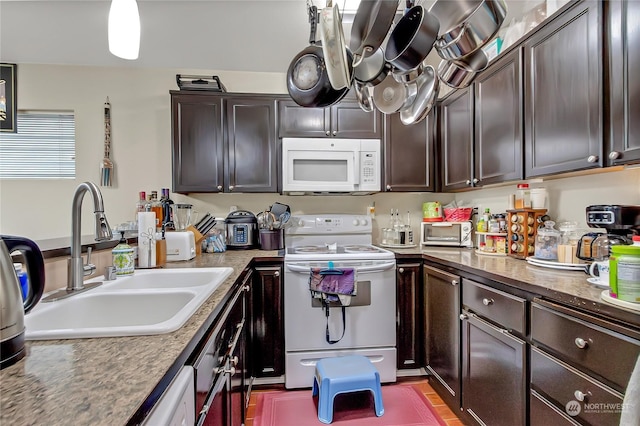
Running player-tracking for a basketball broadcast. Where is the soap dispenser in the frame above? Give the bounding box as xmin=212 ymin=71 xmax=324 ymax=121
xmin=112 ymin=231 xmax=135 ymax=275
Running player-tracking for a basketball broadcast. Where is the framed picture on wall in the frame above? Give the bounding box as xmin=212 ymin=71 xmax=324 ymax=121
xmin=1 ymin=63 xmax=17 ymax=133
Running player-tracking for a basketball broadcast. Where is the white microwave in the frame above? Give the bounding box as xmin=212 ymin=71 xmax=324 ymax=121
xmin=282 ymin=138 xmax=381 ymax=194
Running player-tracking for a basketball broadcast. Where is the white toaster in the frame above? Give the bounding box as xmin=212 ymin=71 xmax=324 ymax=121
xmin=165 ymin=231 xmax=196 ymax=262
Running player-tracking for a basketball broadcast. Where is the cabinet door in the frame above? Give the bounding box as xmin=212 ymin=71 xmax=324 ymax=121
xmin=424 ymin=265 xmax=461 ymax=409
xmin=396 ymin=262 xmax=423 ymax=370
xmin=440 ymin=88 xmax=474 ymax=191
xmin=384 ymin=110 xmax=435 ymax=192
xmin=331 ymin=100 xmax=382 ymax=138
xmin=607 ymin=0 xmax=640 ymax=165
xmin=171 ymin=93 xmax=224 ymax=193
xmin=462 ymin=312 xmax=526 ymax=426
xmin=524 ymin=1 xmax=602 ymax=177
xmin=226 ymin=97 xmax=279 ymax=193
xmin=278 ymin=99 xmax=329 ymax=138
xmin=474 ymin=48 xmax=524 ymax=185
xmin=250 ymin=265 xmax=284 ymax=378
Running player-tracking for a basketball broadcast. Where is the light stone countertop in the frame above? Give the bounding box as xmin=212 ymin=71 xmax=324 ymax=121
xmin=0 ymin=249 xmax=281 ymax=426
xmin=2 ymin=246 xmax=639 ymax=426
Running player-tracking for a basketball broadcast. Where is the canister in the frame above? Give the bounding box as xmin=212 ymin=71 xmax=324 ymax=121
xmin=534 ymin=221 xmax=560 ymax=260
xmin=609 ymin=237 xmax=640 ymax=302
xmin=422 ymin=202 xmax=443 ymax=222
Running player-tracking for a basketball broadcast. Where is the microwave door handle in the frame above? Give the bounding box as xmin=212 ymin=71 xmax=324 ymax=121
xmin=353 ymin=152 xmax=360 ymax=186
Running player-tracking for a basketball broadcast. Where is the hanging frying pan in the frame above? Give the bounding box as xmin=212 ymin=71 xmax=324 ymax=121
xmin=350 ymin=0 xmax=400 ymax=67
xmin=320 ymin=2 xmax=353 ymax=90
xmin=353 ymin=47 xmax=389 ymax=86
xmin=286 ymin=6 xmax=349 ymax=108
xmin=400 ymin=64 xmax=439 ymax=125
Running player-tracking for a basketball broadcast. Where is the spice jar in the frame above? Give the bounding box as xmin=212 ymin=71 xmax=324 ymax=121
xmin=515 ymin=184 xmax=530 ymax=209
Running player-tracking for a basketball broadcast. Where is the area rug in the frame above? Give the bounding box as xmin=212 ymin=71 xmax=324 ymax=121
xmin=253 ymin=384 xmax=447 ymax=426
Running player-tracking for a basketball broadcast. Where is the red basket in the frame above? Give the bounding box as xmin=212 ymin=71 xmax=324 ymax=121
xmin=443 ymin=207 xmax=473 ymax=222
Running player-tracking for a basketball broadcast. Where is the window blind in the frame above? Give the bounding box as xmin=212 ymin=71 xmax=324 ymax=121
xmin=0 ymin=111 xmax=76 ymax=179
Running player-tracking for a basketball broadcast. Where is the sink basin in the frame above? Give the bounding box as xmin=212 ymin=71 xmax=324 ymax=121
xmin=25 ymin=267 xmax=234 ymax=340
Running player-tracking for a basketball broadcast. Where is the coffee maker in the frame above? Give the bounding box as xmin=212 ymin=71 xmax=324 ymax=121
xmin=577 ymin=205 xmax=640 ymax=261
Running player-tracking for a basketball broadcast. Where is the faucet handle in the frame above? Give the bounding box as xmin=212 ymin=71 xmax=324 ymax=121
xmin=83 ymin=247 xmax=96 ymax=277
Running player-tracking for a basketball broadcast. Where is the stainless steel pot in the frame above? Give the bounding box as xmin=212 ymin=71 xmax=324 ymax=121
xmin=429 ymin=0 xmax=507 ymax=61
xmin=385 ymin=5 xmax=440 ymax=72
xmin=437 ymin=48 xmax=489 ymax=89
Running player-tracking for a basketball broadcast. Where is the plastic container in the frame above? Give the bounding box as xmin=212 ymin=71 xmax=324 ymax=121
xmin=515 ymin=183 xmax=530 ymax=209
xmin=534 ymin=221 xmax=560 ymax=260
xmin=609 ymin=236 xmax=640 ymax=302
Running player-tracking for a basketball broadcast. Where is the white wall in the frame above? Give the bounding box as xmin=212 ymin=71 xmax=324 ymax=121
xmin=0 ymin=63 xmax=638 ymax=244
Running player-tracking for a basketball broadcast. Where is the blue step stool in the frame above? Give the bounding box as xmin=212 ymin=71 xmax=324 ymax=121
xmin=312 ymin=355 xmax=384 ymax=424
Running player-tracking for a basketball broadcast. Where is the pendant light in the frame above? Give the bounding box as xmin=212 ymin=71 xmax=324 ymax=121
xmin=108 ymin=0 xmax=140 ymax=60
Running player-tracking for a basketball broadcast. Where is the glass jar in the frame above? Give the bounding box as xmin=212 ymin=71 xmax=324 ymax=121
xmin=534 ymin=221 xmax=561 ymax=260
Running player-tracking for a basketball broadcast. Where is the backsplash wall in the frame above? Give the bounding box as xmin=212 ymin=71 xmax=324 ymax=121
xmin=0 ymin=63 xmax=638 ymax=243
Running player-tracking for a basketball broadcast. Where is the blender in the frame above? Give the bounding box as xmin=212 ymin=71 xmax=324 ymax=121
xmin=171 ymin=204 xmax=196 ymax=231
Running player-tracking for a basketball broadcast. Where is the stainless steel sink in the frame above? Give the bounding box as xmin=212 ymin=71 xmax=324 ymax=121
xmin=25 ymin=267 xmax=234 ymax=340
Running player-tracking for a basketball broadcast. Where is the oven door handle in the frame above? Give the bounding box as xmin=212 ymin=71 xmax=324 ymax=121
xmin=286 ymin=262 xmax=396 ymax=274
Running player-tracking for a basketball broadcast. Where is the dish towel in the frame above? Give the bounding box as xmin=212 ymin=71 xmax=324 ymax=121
xmin=621 ymin=353 xmax=640 ymax=425
xmin=309 ymin=267 xmax=357 ymax=344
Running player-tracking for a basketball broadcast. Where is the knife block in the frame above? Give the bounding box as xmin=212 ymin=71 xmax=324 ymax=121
xmin=186 ymin=225 xmax=205 ymax=256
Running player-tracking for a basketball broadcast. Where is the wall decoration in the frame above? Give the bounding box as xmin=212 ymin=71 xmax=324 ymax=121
xmin=0 ymin=63 xmax=17 ymax=133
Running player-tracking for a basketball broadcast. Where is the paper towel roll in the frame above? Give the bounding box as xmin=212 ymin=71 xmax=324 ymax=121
xmin=138 ymin=212 xmax=156 ymax=268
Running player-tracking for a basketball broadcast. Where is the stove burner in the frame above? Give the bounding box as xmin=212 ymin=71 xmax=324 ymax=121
xmin=343 ymin=245 xmax=380 ymax=253
xmin=293 ymin=246 xmax=332 ymax=254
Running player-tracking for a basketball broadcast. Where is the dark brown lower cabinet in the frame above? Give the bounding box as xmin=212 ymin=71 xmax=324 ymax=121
xmin=396 ymin=262 xmax=423 ymax=369
xmin=424 ymin=265 xmax=461 ymax=409
xmin=461 ymin=312 xmax=526 ymax=426
xmin=250 ymin=265 xmax=284 ymax=378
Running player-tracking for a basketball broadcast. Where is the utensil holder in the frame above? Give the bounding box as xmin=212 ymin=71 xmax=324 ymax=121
xmin=259 ymin=229 xmax=284 ymax=251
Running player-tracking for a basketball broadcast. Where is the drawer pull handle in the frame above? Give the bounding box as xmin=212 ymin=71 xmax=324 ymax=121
xmin=574 ymin=390 xmax=591 ymax=402
xmin=575 ymin=337 xmax=589 ymax=349
xmin=482 ymin=298 xmax=494 ymax=306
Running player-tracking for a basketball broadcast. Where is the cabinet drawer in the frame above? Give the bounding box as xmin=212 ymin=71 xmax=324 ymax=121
xmin=531 ymin=347 xmax=623 ymax=426
xmin=531 ymin=302 xmax=640 ymax=390
xmin=530 ymin=390 xmax=580 ymax=426
xmin=462 ymin=279 xmax=526 ymax=334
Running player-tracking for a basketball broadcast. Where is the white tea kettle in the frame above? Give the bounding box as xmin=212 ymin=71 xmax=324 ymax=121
xmin=1 ymin=235 xmax=45 ymax=369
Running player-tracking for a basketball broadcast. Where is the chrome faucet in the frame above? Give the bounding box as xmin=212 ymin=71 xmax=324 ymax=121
xmin=43 ymin=182 xmax=112 ymax=302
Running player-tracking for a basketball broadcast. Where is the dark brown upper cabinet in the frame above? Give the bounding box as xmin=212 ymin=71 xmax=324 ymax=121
xmin=278 ymin=98 xmax=382 ymax=139
xmin=606 ymin=0 xmax=640 ymax=166
xmin=383 ymin=110 xmax=435 ymax=192
xmin=171 ymin=91 xmax=280 ymax=194
xmin=439 ymin=87 xmax=475 ymax=191
xmin=225 ymin=96 xmax=279 ymax=193
xmin=171 ymin=92 xmax=224 ymax=193
xmin=523 ymin=0 xmax=603 ymax=177
xmin=474 ymin=47 xmax=524 ymax=185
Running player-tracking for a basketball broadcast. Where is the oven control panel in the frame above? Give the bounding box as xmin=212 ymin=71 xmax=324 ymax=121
xmin=288 ymin=214 xmax=372 ymax=234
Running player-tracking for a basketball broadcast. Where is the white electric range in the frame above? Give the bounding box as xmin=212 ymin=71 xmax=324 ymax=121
xmin=283 ymin=214 xmax=397 ymax=389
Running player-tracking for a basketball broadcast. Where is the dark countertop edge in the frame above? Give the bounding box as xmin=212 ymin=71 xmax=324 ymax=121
xmin=126 ymin=262 xmax=256 ymax=426
xmin=37 ymin=236 xmax=123 ymax=259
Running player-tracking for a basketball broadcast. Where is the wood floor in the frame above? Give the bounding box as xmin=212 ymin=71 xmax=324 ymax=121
xmin=244 ymin=377 xmax=465 ymax=426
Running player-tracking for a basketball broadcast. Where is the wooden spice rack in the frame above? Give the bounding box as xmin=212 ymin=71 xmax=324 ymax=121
xmin=506 ymin=209 xmax=548 ymax=259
